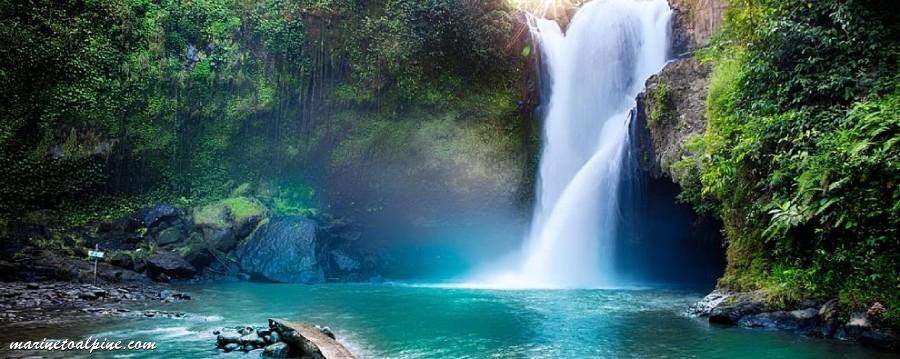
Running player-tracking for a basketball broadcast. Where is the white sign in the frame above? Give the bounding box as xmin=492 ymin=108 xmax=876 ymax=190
xmin=88 ymin=250 xmax=105 ymax=258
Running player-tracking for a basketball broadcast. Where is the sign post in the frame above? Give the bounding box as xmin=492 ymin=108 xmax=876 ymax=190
xmin=88 ymin=245 xmax=105 ymax=286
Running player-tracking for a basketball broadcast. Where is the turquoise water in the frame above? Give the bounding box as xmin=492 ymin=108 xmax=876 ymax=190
xmin=0 ymin=283 xmax=893 ymax=358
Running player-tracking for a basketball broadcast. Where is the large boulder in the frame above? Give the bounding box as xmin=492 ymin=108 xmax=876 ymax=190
xmin=132 ymin=204 xmax=179 ymax=229
xmin=193 ymin=197 xmax=268 ymax=251
xmin=236 ymin=216 xmax=324 ymax=283
xmin=146 ymin=253 xmax=197 ymax=280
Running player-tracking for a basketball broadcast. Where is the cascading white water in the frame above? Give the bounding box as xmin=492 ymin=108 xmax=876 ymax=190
xmin=468 ymin=0 xmax=671 ymax=289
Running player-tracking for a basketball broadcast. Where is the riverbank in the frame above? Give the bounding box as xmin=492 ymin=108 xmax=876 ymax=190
xmin=690 ymin=289 xmax=899 ymax=351
xmin=0 ymin=281 xmax=190 ymax=324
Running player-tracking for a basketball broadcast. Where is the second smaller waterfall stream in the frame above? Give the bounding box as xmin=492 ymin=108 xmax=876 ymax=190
xmin=469 ymin=0 xmax=672 ymax=288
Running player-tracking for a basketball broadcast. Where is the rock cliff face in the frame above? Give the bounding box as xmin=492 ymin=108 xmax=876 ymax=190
xmin=634 ymin=57 xmax=711 ymax=179
xmin=668 ymin=0 xmax=727 ymax=55
xmin=634 ymin=0 xmax=725 ymax=180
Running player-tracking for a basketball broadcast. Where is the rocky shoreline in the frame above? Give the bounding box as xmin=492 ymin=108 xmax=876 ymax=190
xmin=689 ymin=289 xmax=899 ymax=351
xmin=0 ymin=281 xmax=190 ymax=324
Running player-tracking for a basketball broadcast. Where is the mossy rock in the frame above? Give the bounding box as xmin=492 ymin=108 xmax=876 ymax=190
xmin=156 ymin=226 xmax=185 ymax=247
xmin=193 ymin=196 xmax=269 ymax=242
xmin=173 ymin=235 xmax=213 ymax=268
xmin=193 ymin=203 xmax=231 ymax=230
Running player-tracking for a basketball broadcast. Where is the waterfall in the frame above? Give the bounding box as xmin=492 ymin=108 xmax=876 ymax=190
xmin=469 ymin=0 xmax=671 ymax=289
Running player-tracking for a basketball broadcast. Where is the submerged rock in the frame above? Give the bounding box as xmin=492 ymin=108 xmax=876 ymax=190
xmin=236 ymin=216 xmax=324 ymax=283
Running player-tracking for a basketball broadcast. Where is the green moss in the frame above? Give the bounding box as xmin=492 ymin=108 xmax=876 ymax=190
xmin=220 ymin=197 xmax=267 ymax=223
xmin=193 ymin=196 xmax=267 ymax=227
xmin=648 ymin=82 xmax=672 ymax=125
xmin=192 ymin=202 xmax=230 ymax=229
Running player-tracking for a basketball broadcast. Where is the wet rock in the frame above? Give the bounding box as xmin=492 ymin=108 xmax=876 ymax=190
xmin=217 ymin=331 xmax=241 ymax=347
xmin=708 ymin=291 xmax=765 ymax=325
xmin=844 ymin=309 xmax=872 ymax=339
xmin=262 ymin=342 xmax=290 ymax=358
xmin=819 ymin=299 xmax=839 ymax=321
xmin=236 ymin=216 xmax=324 ymax=283
xmin=269 ymin=331 xmax=281 ymax=344
xmin=688 ymin=289 xmax=729 ymax=317
xmin=240 ymin=332 xmax=266 ymax=347
xmin=222 ymin=343 xmax=240 ymax=352
xmin=238 ymin=325 xmax=255 ymax=335
xmin=858 ymin=329 xmax=899 ymax=350
xmin=818 ymin=298 xmax=840 ymax=337
xmin=738 ymin=308 xmax=818 ymax=332
xmin=146 ymin=253 xmax=197 ymax=280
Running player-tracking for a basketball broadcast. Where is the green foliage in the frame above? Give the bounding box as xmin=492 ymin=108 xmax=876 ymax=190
xmin=261 ymin=182 xmax=319 ymax=218
xmin=681 ymin=0 xmax=900 ymax=325
xmin=648 ymin=82 xmax=672 ymax=125
xmin=0 ymin=0 xmax=533 ymax=227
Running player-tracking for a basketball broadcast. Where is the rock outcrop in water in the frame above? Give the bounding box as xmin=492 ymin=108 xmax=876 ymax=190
xmin=689 ymin=289 xmax=899 ymax=350
xmin=215 ymin=319 xmax=355 ymax=358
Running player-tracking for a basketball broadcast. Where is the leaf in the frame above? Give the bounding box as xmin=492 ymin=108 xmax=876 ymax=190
xmin=521 ymin=45 xmax=531 ymax=58
xmin=850 ymin=140 xmax=870 ymax=155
